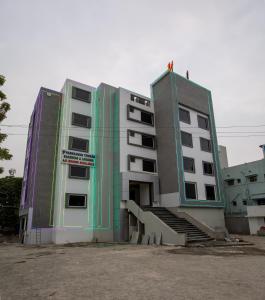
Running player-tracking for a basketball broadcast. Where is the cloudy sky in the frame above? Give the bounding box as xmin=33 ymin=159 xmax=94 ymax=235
xmin=1 ymin=0 xmax=265 ymax=177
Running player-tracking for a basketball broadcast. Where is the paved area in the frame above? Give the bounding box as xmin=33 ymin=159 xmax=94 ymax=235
xmin=0 ymin=236 xmax=265 ymax=300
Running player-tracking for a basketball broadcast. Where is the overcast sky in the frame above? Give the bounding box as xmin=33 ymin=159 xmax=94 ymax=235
xmin=1 ymin=0 xmax=265 ymax=177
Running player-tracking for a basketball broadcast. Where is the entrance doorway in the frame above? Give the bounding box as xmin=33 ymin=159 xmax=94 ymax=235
xmin=129 ymin=181 xmax=153 ymax=207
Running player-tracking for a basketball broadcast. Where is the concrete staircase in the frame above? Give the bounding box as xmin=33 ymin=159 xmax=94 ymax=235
xmin=142 ymin=207 xmax=212 ymax=243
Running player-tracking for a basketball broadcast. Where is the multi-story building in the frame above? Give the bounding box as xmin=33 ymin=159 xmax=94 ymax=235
xmin=223 ymin=145 xmax=265 ymax=234
xmin=20 ymin=70 xmax=226 ymax=245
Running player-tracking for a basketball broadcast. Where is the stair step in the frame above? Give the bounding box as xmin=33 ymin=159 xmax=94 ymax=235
xmin=143 ymin=206 xmax=212 ymax=243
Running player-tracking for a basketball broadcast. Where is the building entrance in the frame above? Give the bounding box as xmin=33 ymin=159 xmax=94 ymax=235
xmin=129 ymin=181 xmax=152 ymax=207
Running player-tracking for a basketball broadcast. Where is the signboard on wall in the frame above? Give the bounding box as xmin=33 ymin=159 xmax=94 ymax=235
xmin=62 ymin=150 xmax=95 ymax=167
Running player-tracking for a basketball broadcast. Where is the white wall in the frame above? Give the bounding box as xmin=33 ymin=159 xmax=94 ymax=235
xmin=248 ymin=217 xmax=265 ymax=235
xmin=179 ymin=105 xmax=216 ymax=200
xmin=53 ymin=79 xmax=96 ymax=243
xmin=119 ymin=88 xmax=157 ymax=173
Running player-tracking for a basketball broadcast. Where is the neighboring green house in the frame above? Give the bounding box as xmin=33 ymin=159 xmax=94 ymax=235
xmin=222 ymin=145 xmax=265 ymax=234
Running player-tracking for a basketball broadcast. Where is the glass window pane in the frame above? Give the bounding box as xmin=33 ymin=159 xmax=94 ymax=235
xmin=179 ymin=108 xmax=190 ymax=124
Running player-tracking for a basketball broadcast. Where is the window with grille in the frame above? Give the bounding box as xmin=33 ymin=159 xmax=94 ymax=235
xmin=69 ymin=136 xmax=89 ymax=152
xmin=72 ymin=87 xmax=91 ymax=103
xmin=69 ymin=165 xmax=89 ymax=179
xmin=72 ymin=113 xmax=91 ymax=128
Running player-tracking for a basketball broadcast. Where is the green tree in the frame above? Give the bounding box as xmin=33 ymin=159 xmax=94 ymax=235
xmin=0 ymin=75 xmax=12 ymax=174
xmin=0 ymin=176 xmax=22 ymax=232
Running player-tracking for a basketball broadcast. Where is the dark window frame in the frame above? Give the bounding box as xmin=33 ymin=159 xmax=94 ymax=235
xmin=205 ymin=184 xmax=216 ymax=201
xmin=197 ymin=115 xmax=209 ymax=130
xmin=185 ymin=181 xmax=197 ymax=200
xmin=202 ymin=161 xmax=214 ymax=176
xmin=181 ymin=131 xmax=193 ymax=148
xmin=183 ymin=156 xmax=195 ymax=173
xmin=179 ymin=107 xmax=191 ymax=124
xmin=200 ymin=137 xmax=212 ymax=152
xmin=226 ymin=179 xmax=235 ymax=186
xmin=69 ymin=136 xmax=89 ymax=153
xmin=127 ymin=104 xmax=154 ymax=127
xmin=72 ymin=112 xmax=91 ymax=128
xmin=72 ymin=87 xmax=91 ymax=103
xmin=65 ymin=193 xmax=87 ymax=208
xmin=68 ymin=165 xmax=90 ymax=180
xmin=247 ymin=175 xmax=258 ymax=182
xmin=127 ymin=130 xmax=156 ymax=150
xmin=128 ymin=155 xmax=157 ymax=173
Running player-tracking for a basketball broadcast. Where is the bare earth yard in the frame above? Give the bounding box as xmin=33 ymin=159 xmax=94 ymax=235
xmin=0 ymin=235 xmax=265 ymax=300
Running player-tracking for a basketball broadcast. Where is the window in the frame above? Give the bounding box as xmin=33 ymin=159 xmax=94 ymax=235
xmin=183 ymin=157 xmax=195 ymax=173
xmin=185 ymin=182 xmax=197 ymax=199
xmin=69 ymin=137 xmax=89 ymax=152
xmin=205 ymin=185 xmax=215 ymax=200
xmin=232 ymin=200 xmax=237 ymax=207
xmin=203 ymin=161 xmax=214 ymax=176
xmin=142 ymin=134 xmax=155 ymax=149
xmin=72 ymin=113 xmax=91 ymax=128
xmin=69 ymin=165 xmax=89 ymax=179
xmin=65 ymin=194 xmax=87 ymax=208
xmin=141 ymin=111 xmax=154 ymax=125
xmin=129 ymin=106 xmax=134 ymax=113
xmin=131 ymin=94 xmax=150 ymax=107
xmin=72 ymin=87 xmax=91 ymax=103
xmin=237 ymin=179 xmax=241 ymax=184
xmin=226 ymin=179 xmax=234 ymax=186
xmin=130 ymin=156 xmax=135 ymax=163
xmin=198 ymin=115 xmax=209 ymax=130
xmin=243 ymin=200 xmax=247 ymax=205
xmin=247 ymin=175 xmax=257 ymax=182
xmin=143 ymin=159 xmax=156 ymax=173
xmin=181 ymin=131 xmax=193 ymax=148
xmin=200 ymin=137 xmax=212 ymax=152
xmin=179 ymin=108 xmax=190 ymax=124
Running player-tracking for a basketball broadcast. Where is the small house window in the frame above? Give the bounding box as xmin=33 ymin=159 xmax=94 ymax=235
xmin=72 ymin=87 xmax=91 ymax=103
xmin=142 ymin=135 xmax=155 ymax=149
xmin=142 ymin=159 xmax=156 ymax=173
xmin=185 ymin=182 xmax=197 ymax=199
xmin=72 ymin=113 xmax=91 ymax=128
xmin=200 ymin=137 xmax=212 ymax=152
xmin=65 ymin=194 xmax=87 ymax=208
xmin=198 ymin=115 xmax=209 ymax=130
xmin=181 ymin=131 xmax=193 ymax=148
xmin=248 ymin=175 xmax=257 ymax=182
xmin=226 ymin=179 xmax=235 ymax=186
xmin=69 ymin=165 xmax=89 ymax=179
xmin=183 ymin=157 xmax=195 ymax=173
xmin=203 ymin=162 xmax=214 ymax=176
xmin=205 ymin=185 xmax=215 ymax=200
xmin=141 ymin=111 xmax=153 ymax=125
xmin=69 ymin=137 xmax=89 ymax=152
xmin=179 ymin=108 xmax=190 ymax=124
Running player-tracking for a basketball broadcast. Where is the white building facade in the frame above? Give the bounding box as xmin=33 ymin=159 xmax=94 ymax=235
xmin=20 ymin=71 xmax=226 ymax=245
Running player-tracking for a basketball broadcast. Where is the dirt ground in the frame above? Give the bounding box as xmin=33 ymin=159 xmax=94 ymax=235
xmin=0 ymin=236 xmax=265 ymax=300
